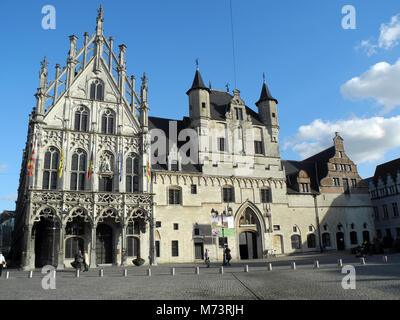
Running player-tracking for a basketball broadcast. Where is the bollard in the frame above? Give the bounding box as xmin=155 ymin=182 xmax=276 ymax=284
xmin=29 ymin=270 xmax=33 ymax=278
xmin=5 ymin=272 xmax=9 ymax=279
xmin=220 ymin=266 xmax=224 ymax=274
xmin=338 ymin=259 xmax=343 ymax=267
xmin=244 ymin=265 xmax=249 ymax=273
xmin=147 ymin=268 xmax=152 ymax=277
xmin=99 ymin=269 xmax=104 ymax=277
xmin=267 ymin=263 xmax=272 ymax=271
xmin=314 ymin=260 xmax=320 ymax=269
xmin=52 ymin=270 xmax=56 ymax=278
xmin=291 ymin=262 xmax=296 ymax=270
xmin=171 ymin=267 xmax=175 ymax=276
xmin=195 ymin=267 xmax=200 ymax=275
xmin=123 ymin=269 xmax=127 ymax=277
xmin=383 ymin=256 xmax=388 ymax=263
xmin=360 ymin=257 xmax=366 ymax=265
xmin=75 ymin=269 xmax=80 ymax=278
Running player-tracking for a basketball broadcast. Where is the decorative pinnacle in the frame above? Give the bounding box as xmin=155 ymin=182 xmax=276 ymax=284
xmin=225 ymin=83 xmax=230 ymax=92
xmin=195 ymin=58 xmax=199 ymax=70
xmin=40 ymin=56 xmax=49 ymax=71
xmin=97 ymin=4 xmax=104 ymax=21
xmin=263 ymin=72 xmax=266 ymax=83
xmin=141 ymin=72 xmax=148 ymax=87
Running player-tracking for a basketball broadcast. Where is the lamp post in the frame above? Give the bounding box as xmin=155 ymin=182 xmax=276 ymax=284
xmin=211 ymin=204 xmax=233 ymax=266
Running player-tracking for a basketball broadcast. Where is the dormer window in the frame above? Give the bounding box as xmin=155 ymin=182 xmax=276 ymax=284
xmin=235 ymin=107 xmax=243 ymax=120
xmin=90 ymin=79 xmax=104 ymax=101
xmin=300 ymin=183 xmax=309 ymax=193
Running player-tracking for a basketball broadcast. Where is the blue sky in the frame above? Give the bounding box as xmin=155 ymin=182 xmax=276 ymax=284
xmin=1 ymin=0 xmax=400 ymax=210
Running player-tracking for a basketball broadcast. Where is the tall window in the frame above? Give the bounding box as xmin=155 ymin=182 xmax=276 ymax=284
xmin=74 ymin=106 xmax=89 ymax=131
xmin=70 ymin=149 xmax=86 ymax=191
xmin=333 ymin=178 xmax=340 ymax=186
xmin=101 ymin=109 xmax=115 ymax=134
xmin=351 ymin=179 xmax=357 ymax=187
xmin=235 ymin=107 xmax=243 ymax=120
xmin=291 ymin=235 xmax=301 ymax=249
xmin=65 ymin=237 xmax=84 ymax=259
xmin=393 ymin=203 xmax=399 ymax=217
xmin=168 ymin=187 xmax=181 ymax=205
xmin=90 ymin=79 xmax=104 ymax=101
xmin=383 ymin=205 xmax=389 ymax=219
xmin=343 ymin=178 xmax=349 ymax=193
xmin=374 ymin=207 xmax=379 ymax=220
xmin=171 ymin=240 xmax=179 ymax=257
xmin=218 ymin=137 xmax=226 ymax=152
xmin=260 ymin=188 xmax=271 ymax=203
xmin=307 ymin=234 xmax=316 ymax=248
xmin=126 ymin=154 xmax=139 ymax=192
xmin=223 ymin=186 xmax=235 ymax=203
xmin=254 ymin=140 xmax=264 ymax=155
xmin=350 ymin=231 xmax=358 ymax=245
xmin=42 ymin=147 xmax=59 ymax=190
xmin=127 ymin=237 xmax=140 ymax=257
xmin=322 ymin=233 xmax=331 ymax=248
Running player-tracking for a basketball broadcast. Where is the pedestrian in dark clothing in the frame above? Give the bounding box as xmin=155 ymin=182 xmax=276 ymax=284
xmin=0 ymin=252 xmax=5 ymax=277
xmin=83 ymin=250 xmax=89 ymax=272
xmin=224 ymin=246 xmax=232 ymax=266
xmin=204 ymin=249 xmax=210 ymax=268
xmin=74 ymin=250 xmax=84 ymax=271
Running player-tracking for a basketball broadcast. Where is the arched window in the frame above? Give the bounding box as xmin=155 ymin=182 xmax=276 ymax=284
xmin=127 ymin=221 xmax=140 ymax=235
xmin=42 ymin=147 xmax=59 ymax=190
xmin=291 ymin=234 xmax=301 ymax=250
xmin=307 ymin=234 xmax=316 ymax=248
xmin=350 ymin=231 xmax=358 ymax=245
xmin=101 ymin=109 xmax=115 ymax=134
xmin=90 ymin=79 xmax=104 ymax=101
xmin=74 ymin=106 xmax=89 ymax=131
xmin=126 ymin=154 xmax=139 ymax=192
xmin=322 ymin=233 xmax=331 ymax=247
xmin=70 ymin=149 xmax=87 ymax=191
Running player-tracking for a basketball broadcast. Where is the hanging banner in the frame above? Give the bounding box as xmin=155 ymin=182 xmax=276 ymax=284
xmin=211 ymin=216 xmax=235 ymax=237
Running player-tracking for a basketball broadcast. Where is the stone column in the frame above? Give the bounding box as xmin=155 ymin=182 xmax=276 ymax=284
xmin=57 ymin=224 xmax=65 ymax=270
xmin=22 ymin=224 xmax=35 ymax=271
xmin=90 ymin=226 xmax=97 ymax=268
xmin=121 ymin=223 xmax=127 ymax=266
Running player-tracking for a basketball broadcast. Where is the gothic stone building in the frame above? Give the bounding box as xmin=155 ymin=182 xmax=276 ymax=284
xmin=12 ymin=7 xmax=375 ymax=269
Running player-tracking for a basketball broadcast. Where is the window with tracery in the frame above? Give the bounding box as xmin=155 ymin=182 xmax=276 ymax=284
xmin=74 ymin=106 xmax=89 ymax=131
xmin=42 ymin=147 xmax=59 ymax=190
xmin=126 ymin=154 xmax=139 ymax=192
xmin=90 ymin=79 xmax=104 ymax=101
xmin=70 ymin=149 xmax=86 ymax=191
xmin=101 ymin=109 xmax=115 ymax=134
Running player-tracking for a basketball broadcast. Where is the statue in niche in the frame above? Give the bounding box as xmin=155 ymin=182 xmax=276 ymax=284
xmin=100 ymin=153 xmax=112 ymax=173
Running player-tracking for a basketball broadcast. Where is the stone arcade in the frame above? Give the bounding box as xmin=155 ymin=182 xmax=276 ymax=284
xmin=11 ymin=7 xmax=374 ymax=269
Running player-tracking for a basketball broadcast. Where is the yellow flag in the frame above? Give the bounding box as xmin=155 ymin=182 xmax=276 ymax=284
xmin=58 ymin=148 xmax=64 ymax=178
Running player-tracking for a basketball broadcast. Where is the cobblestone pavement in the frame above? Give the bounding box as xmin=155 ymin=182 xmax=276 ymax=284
xmin=1 ymin=252 xmax=399 ymax=300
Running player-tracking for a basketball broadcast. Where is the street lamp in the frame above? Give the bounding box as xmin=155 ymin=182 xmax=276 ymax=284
xmin=211 ymin=204 xmax=233 ymax=266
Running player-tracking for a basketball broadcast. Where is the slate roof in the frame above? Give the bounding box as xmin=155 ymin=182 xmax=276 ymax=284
xmin=256 ymin=81 xmax=278 ymax=104
xmin=372 ymin=157 xmax=400 ymax=185
xmin=281 ymin=160 xmax=320 ymax=194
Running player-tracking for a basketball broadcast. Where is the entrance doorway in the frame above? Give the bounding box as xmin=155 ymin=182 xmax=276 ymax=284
xmin=96 ymin=224 xmax=113 ymax=264
xmin=239 ymin=231 xmax=258 ymax=259
xmin=336 ymin=232 xmax=345 ymax=250
xmin=34 ymin=217 xmax=60 ymax=268
xmin=273 ymin=235 xmax=283 ymax=254
xmin=194 ymin=242 xmax=204 ymax=259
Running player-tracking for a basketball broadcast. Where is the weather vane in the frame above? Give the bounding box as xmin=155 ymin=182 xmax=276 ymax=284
xmin=225 ymin=83 xmax=230 ymax=92
xmin=195 ymin=58 xmax=199 ymax=70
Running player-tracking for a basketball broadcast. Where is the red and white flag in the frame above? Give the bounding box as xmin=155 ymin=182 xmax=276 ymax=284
xmin=27 ymin=138 xmax=37 ymax=177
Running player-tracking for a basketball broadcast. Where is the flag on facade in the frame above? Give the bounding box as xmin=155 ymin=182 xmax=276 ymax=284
xmin=119 ymin=150 xmax=123 ymax=182
xmin=27 ymin=138 xmax=37 ymax=176
xmin=147 ymin=159 xmax=151 ymax=182
xmin=88 ymin=150 xmax=93 ymax=180
xmin=58 ymin=148 xmax=64 ymax=178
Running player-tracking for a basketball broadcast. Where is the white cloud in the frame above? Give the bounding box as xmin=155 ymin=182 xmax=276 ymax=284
xmin=358 ymin=14 xmax=400 ymax=55
xmin=283 ymin=116 xmax=400 ymax=164
xmin=379 ymin=14 xmax=400 ymax=50
xmin=1 ymin=194 xmax=17 ymax=201
xmin=341 ymin=58 xmax=400 ymax=113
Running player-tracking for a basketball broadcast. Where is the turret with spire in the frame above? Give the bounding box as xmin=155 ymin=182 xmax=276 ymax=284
xmin=186 ymin=61 xmax=211 ymax=122
xmin=256 ymin=74 xmax=279 ymax=145
xmin=256 ymin=74 xmax=279 ymax=128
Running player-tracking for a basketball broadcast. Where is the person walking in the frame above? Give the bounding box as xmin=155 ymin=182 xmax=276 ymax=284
xmin=204 ymin=249 xmax=210 ymax=268
xmin=74 ymin=250 xmax=84 ymax=271
xmin=224 ymin=246 xmax=232 ymax=266
xmin=0 ymin=252 xmax=6 ymax=277
xmin=83 ymin=250 xmax=89 ymax=272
